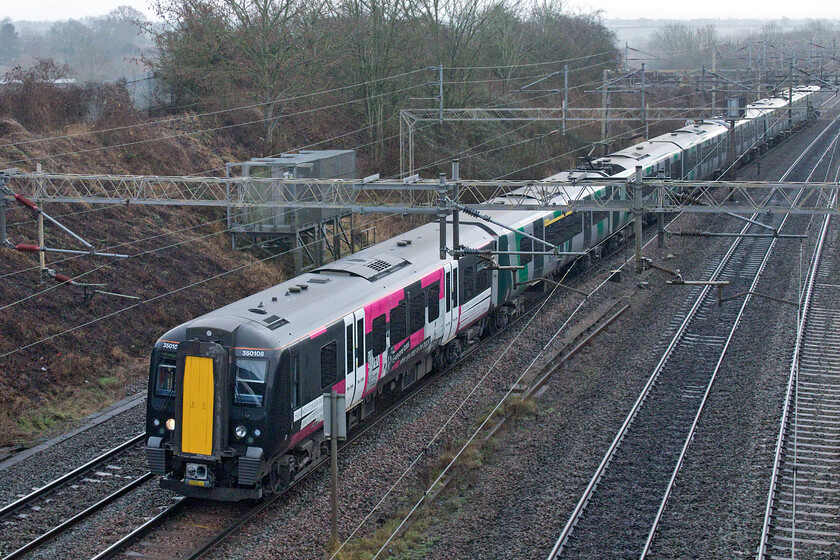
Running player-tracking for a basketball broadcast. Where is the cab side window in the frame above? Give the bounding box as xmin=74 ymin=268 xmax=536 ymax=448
xmin=156 ymin=357 xmax=176 ymax=397
xmin=234 ymin=359 xmax=268 ymax=406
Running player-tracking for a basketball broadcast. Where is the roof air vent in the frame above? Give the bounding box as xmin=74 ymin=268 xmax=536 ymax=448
xmin=366 ymin=259 xmax=391 ymax=271
xmin=288 ymin=286 xmax=302 ymax=293
xmin=263 ymin=315 xmax=289 ymax=330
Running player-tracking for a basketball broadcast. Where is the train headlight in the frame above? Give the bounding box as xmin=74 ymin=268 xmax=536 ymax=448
xmin=152 ymin=418 xmax=160 ymax=427
xmin=165 ymin=418 xmax=176 ymax=431
xmin=234 ymin=425 xmax=247 ymax=439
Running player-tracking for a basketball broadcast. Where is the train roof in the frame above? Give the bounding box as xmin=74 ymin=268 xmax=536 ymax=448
xmin=169 ymin=207 xmax=543 ymax=349
xmin=163 ymin=86 xmax=824 ymax=350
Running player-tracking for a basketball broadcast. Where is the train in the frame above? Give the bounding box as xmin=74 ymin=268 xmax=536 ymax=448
xmin=146 ymin=86 xmax=823 ymax=500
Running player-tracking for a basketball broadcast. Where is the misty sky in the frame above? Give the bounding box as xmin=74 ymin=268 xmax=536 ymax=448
xmin=2 ymin=0 xmax=839 ymax=22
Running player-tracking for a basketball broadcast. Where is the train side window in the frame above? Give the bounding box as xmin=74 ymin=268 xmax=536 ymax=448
xmin=345 ymin=325 xmax=353 ymax=374
xmin=427 ymin=281 xmax=440 ymax=322
xmin=410 ymin=292 xmax=425 ymax=333
xmin=593 ymin=211 xmax=609 ymax=225
xmin=234 ymin=359 xmax=268 ymax=406
xmin=391 ymin=300 xmax=407 ymax=342
xmin=155 ymin=358 xmax=176 ymax=397
xmin=445 ymin=273 xmax=451 ymax=312
xmin=290 ymin=353 xmax=299 ymax=410
xmin=452 ymin=269 xmax=458 ymax=308
xmin=371 ymin=315 xmax=386 ymax=355
xmin=356 ymin=318 xmax=364 ymax=367
xmin=463 ymin=264 xmax=475 ymax=300
xmin=546 ymin=213 xmax=581 ymax=247
xmin=476 ymin=261 xmax=491 ymax=293
xmin=320 ymin=341 xmax=337 ymax=390
xmin=520 ymin=236 xmax=532 ymax=265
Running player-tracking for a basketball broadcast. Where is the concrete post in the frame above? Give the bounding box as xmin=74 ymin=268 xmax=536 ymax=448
xmin=641 ymin=63 xmax=647 ymax=139
xmin=333 ymin=218 xmax=341 ymax=261
xmin=634 ymin=166 xmax=644 ymax=273
xmin=438 ymin=173 xmax=447 ymax=260
xmin=452 ymin=160 xmax=460 ymax=258
xmin=728 ymin=119 xmax=737 ymax=180
xmin=657 ymin=212 xmax=665 ymax=248
xmin=438 ymin=64 xmax=444 ymax=123
xmin=330 ymin=389 xmax=338 ymax=545
xmin=788 ymin=62 xmax=794 ymax=130
xmin=601 ymin=69 xmax=609 ymax=156
xmin=0 ymin=195 xmax=6 ymax=247
xmin=563 ymin=65 xmax=568 ymax=135
xmin=38 ymin=212 xmax=46 ymax=281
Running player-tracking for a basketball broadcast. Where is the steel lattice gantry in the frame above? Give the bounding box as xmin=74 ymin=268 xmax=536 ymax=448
xmin=4 ymin=171 xmax=839 ymax=216
xmin=2 ymin=170 xmax=838 ymax=276
xmin=398 ymin=107 xmax=733 ymax=176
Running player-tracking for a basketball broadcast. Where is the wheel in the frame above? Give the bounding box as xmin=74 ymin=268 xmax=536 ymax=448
xmin=267 ymin=462 xmax=289 ymax=494
xmin=493 ymin=307 xmax=510 ymax=331
xmin=433 ymin=348 xmax=446 ymax=371
xmin=444 ymin=339 xmax=463 ymax=366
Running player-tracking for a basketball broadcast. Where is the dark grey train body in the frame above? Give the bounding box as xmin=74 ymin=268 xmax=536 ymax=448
xmin=146 ymin=87 xmax=822 ymax=500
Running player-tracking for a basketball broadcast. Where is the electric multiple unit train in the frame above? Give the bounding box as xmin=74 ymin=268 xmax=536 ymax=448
xmin=146 ymin=86 xmax=822 ymax=500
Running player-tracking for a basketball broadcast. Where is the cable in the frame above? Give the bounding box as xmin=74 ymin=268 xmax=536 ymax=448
xmin=7 ymin=203 xmax=117 ymax=228
xmin=1 ymin=82 xmax=429 ymax=168
xmin=0 ymin=208 xmax=239 ymax=280
xmin=192 ymin=113 xmax=401 ymax=176
xmin=443 ymin=50 xmax=615 ymax=71
xmin=402 ymin=90 xmax=571 ymax=177
xmin=0 ymin=212 xmax=394 ymax=360
xmin=442 ymin=60 xmax=617 ymax=87
xmin=383 ymin=73 xmax=615 ymax=180
xmin=492 ymin=121 xmax=649 ymax=180
xmin=0 ymin=67 xmax=429 ymax=152
xmin=0 ymin=205 xmax=297 ymax=311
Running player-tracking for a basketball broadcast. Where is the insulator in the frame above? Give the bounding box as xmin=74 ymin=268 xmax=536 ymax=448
xmin=13 ymin=194 xmax=39 ymax=212
xmin=54 ymin=273 xmax=73 ymax=284
xmin=14 ymin=244 xmax=40 ymax=253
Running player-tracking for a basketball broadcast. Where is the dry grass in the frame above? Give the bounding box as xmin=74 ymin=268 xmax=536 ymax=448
xmin=328 ymin=513 xmax=434 ymax=560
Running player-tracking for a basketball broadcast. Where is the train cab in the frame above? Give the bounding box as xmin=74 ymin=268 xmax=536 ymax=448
xmin=145 ymin=321 xmax=287 ymax=500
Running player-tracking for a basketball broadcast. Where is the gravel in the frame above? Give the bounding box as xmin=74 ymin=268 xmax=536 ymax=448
xmin=3 ymin=106 xmax=837 ymax=560
xmin=0 ymin=400 xmax=146 ymax=508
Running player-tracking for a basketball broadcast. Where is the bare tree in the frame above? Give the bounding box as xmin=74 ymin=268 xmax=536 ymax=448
xmin=649 ymin=23 xmax=719 ymax=70
xmin=148 ymin=0 xmax=320 ymax=152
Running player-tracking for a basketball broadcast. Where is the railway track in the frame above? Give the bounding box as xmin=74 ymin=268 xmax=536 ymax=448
xmin=82 ymin=274 xmax=589 ymax=560
xmin=7 ymin=213 xmax=636 ymax=560
xmin=755 ymin=207 xmax=839 ymax=556
xmin=546 ymin=113 xmax=840 ymax=560
xmin=0 ymin=433 xmax=148 ymax=560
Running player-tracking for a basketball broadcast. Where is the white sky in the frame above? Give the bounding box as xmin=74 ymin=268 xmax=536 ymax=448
xmin=2 ymin=0 xmax=839 ymax=23
xmin=570 ymin=0 xmax=840 ymax=20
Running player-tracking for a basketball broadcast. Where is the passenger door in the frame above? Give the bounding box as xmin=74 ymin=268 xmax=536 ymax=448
xmin=342 ymin=310 xmax=366 ymax=408
xmin=442 ymin=262 xmax=459 ymax=342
